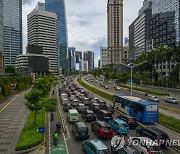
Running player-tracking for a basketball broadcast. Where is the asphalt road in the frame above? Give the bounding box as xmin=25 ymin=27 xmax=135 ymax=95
xmin=85 ymin=75 xmax=180 ymax=111
xmin=55 ymin=80 xmax=179 ymax=154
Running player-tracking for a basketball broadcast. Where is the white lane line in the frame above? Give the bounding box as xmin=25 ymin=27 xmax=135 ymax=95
xmin=49 ymin=114 xmax=51 ymax=154
xmin=0 ymin=94 xmax=18 ymax=113
xmin=63 ymin=132 xmax=69 ymax=154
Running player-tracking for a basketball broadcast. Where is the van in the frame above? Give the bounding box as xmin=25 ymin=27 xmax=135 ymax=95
xmin=68 ymin=109 xmax=79 ymax=122
xmin=61 ymin=93 xmax=67 ymax=100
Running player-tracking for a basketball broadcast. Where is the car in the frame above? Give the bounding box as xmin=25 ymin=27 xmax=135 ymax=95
xmin=61 ymin=99 xmax=68 ymax=106
xmin=83 ymin=97 xmax=91 ymax=105
xmin=148 ymin=95 xmax=160 ymax=102
xmin=89 ymin=103 xmax=100 ymax=113
xmin=128 ymin=137 xmax=163 ymax=154
xmin=117 ymin=114 xmax=138 ymax=129
xmin=95 ymin=80 xmax=98 ymax=83
xmin=114 ymin=86 xmax=121 ymax=91
xmin=100 ymin=104 xmax=115 ymax=114
xmin=72 ymin=122 xmax=89 ymax=140
xmin=86 ymin=78 xmax=89 ymax=81
xmin=111 ymin=145 xmax=139 ymax=154
xmin=108 ymin=119 xmax=129 ymax=135
xmin=76 ymin=104 xmax=87 ymax=113
xmin=94 ymin=97 xmax=100 ymax=103
xmin=91 ymin=79 xmax=94 ymax=82
xmin=68 ymin=109 xmax=79 ymax=122
xmin=91 ymin=121 xmax=113 ymax=138
xmin=71 ymin=99 xmax=79 ymax=107
xmin=104 ymin=85 xmax=109 ymax=89
xmin=100 ymin=83 xmax=105 ymax=87
xmin=63 ymin=103 xmax=72 ymax=112
xmin=82 ymin=139 xmax=110 ymax=154
xmin=82 ymin=110 xmax=96 ymax=122
xmin=165 ymin=97 xmax=178 ymax=104
xmin=136 ymin=127 xmax=170 ymax=148
xmin=97 ymin=110 xmax=113 ymax=121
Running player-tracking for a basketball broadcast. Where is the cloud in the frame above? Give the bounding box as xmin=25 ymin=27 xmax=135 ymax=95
xmin=22 ymin=0 xmax=144 ymax=67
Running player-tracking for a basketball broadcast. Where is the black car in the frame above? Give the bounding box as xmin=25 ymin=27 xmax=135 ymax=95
xmin=89 ymin=103 xmax=100 ymax=113
xmin=72 ymin=122 xmax=89 ymax=140
xmin=82 ymin=110 xmax=96 ymax=122
xmin=97 ymin=110 xmax=113 ymax=121
xmin=136 ymin=126 xmax=170 ymax=148
xmin=76 ymin=104 xmax=87 ymax=113
xmin=63 ymin=103 xmax=72 ymax=112
xmin=117 ymin=114 xmax=138 ymax=129
xmin=71 ymin=99 xmax=79 ymax=107
xmin=100 ymin=104 xmax=115 ymax=114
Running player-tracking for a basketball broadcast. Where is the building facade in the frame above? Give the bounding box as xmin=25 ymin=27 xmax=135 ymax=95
xmin=27 ymin=10 xmax=58 ymax=74
xmin=45 ymin=0 xmax=68 ymax=70
xmin=0 ymin=0 xmax=3 ymax=54
xmin=16 ymin=54 xmax=49 ymax=75
xmin=3 ymin=0 xmax=22 ymax=66
xmin=68 ymin=47 xmax=76 ymax=71
xmin=0 ymin=52 xmax=4 ymax=75
xmin=100 ymin=47 xmax=108 ymax=67
xmin=129 ymin=0 xmax=152 ymax=59
xmin=35 ymin=2 xmax=45 ymax=10
xmin=107 ymin=0 xmax=123 ymax=64
xmin=83 ymin=51 xmax=94 ymax=72
xmin=75 ymin=51 xmax=82 ymax=63
xmin=121 ymin=47 xmax=129 ymax=64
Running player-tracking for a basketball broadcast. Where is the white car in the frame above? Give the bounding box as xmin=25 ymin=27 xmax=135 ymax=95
xmin=148 ymin=95 xmax=160 ymax=102
xmin=128 ymin=137 xmax=163 ymax=154
xmin=104 ymin=85 xmax=109 ymax=89
xmin=114 ymin=86 xmax=121 ymax=90
xmin=165 ymin=97 xmax=178 ymax=104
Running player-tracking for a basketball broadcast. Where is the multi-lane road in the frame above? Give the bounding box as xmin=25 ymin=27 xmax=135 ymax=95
xmin=47 ymin=79 xmax=179 ymax=154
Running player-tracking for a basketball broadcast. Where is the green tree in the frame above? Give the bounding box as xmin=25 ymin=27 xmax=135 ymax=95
xmin=44 ymin=98 xmax=57 ymax=112
xmin=5 ymin=66 xmax=16 ymax=74
xmin=25 ymin=89 xmax=42 ymax=124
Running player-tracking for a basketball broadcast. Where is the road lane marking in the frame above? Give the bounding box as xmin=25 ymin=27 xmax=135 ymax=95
xmin=0 ymin=94 xmax=19 ymax=113
xmin=63 ymin=132 xmax=69 ymax=154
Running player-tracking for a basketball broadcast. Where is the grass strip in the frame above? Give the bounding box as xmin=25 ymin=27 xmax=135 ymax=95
xmin=77 ymin=77 xmax=113 ymax=102
xmin=15 ymin=110 xmax=45 ymax=151
xmin=159 ymin=113 xmax=180 ymax=134
xmin=119 ymin=84 xmax=169 ymax=95
xmin=159 ymin=105 xmax=180 ymax=114
xmin=78 ymin=77 xmax=180 ymax=134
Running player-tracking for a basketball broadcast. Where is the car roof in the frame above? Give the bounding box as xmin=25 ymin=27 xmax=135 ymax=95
xmin=84 ymin=98 xmax=89 ymax=100
xmin=90 ymin=139 xmax=108 ymax=150
xmin=97 ymin=121 xmax=109 ymax=127
xmin=101 ymin=110 xmax=111 ymax=114
xmin=69 ymin=109 xmax=78 ymax=113
xmin=114 ymin=119 xmax=127 ymax=124
xmin=86 ymin=110 xmax=93 ymax=113
xmin=76 ymin=122 xmax=86 ymax=128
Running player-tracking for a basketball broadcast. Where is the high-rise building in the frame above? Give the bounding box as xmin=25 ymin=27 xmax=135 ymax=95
xmin=27 ymin=9 xmax=58 ymax=74
xmin=35 ymin=2 xmax=45 ymax=10
xmin=0 ymin=0 xmax=3 ymax=54
xmin=3 ymin=0 xmax=22 ymax=66
xmin=129 ymin=0 xmax=152 ymax=59
xmin=83 ymin=51 xmax=94 ymax=72
xmin=100 ymin=47 xmax=108 ymax=67
xmin=75 ymin=51 xmax=82 ymax=63
xmin=45 ymin=0 xmax=68 ymax=70
xmin=149 ymin=0 xmax=179 ymax=48
xmin=107 ymin=0 xmax=123 ymax=64
xmin=68 ymin=47 xmax=76 ymax=71
xmin=0 ymin=52 xmax=4 ymax=75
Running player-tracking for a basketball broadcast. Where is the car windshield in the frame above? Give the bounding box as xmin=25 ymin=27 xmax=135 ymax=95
xmin=153 ymin=96 xmax=157 ymax=99
xmin=171 ymin=98 xmax=176 ymax=100
xmin=99 ymin=149 xmax=110 ymax=154
xmin=78 ymin=127 xmax=87 ymax=132
xmin=104 ymin=114 xmax=112 ymax=117
xmin=101 ymin=126 xmax=110 ymax=131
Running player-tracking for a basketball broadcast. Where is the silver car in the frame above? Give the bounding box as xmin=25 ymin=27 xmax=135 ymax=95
xmin=148 ymin=95 xmax=160 ymax=102
xmin=165 ymin=97 xmax=178 ymax=104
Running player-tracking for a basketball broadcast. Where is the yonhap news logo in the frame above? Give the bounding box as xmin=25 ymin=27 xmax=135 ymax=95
xmin=111 ymin=135 xmax=125 ymax=151
xmin=128 ymin=137 xmax=180 ymax=147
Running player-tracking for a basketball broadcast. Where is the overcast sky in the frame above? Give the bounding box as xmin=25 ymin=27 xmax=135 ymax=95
xmin=22 ymin=0 xmax=144 ymax=66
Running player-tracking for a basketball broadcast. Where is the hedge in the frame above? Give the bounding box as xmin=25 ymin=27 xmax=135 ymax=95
xmin=15 ymin=110 xmax=45 ymax=151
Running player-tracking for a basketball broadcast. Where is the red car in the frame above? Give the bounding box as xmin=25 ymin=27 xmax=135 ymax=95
xmin=91 ymin=121 xmax=113 ymax=138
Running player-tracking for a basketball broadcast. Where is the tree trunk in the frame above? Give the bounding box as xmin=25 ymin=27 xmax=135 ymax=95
xmin=34 ymin=111 xmax=37 ymax=124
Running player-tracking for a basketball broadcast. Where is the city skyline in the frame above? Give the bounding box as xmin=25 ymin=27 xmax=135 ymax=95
xmin=22 ymin=0 xmax=144 ymax=67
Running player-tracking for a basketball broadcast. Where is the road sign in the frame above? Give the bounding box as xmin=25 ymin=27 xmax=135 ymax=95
xmin=36 ymin=127 xmax=45 ymax=133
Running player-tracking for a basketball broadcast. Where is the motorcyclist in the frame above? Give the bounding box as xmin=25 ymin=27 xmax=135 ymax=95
xmin=53 ymin=131 xmax=58 ymax=145
xmin=50 ymin=112 xmax=54 ymax=121
xmin=56 ymin=121 xmax=61 ymax=133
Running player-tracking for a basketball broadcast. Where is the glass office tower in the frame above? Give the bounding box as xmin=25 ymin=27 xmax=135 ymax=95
xmin=152 ymin=0 xmax=180 ymax=45
xmin=3 ymin=0 xmax=22 ymax=66
xmin=0 ymin=0 xmax=3 ymax=53
xmin=45 ymin=0 xmax=68 ymax=70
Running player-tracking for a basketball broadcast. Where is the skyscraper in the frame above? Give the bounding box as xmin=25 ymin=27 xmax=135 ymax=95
xmin=83 ymin=51 xmax=94 ymax=72
xmin=107 ymin=0 xmax=123 ymax=64
xmin=75 ymin=51 xmax=82 ymax=63
xmin=45 ymin=0 xmax=68 ymax=70
xmin=3 ymin=0 xmax=22 ymax=66
xmin=0 ymin=0 xmax=3 ymax=53
xmin=68 ymin=47 xmax=76 ymax=71
xmin=27 ymin=9 xmax=58 ymax=74
xmin=129 ymin=0 xmax=152 ymax=59
xmin=100 ymin=47 xmax=108 ymax=67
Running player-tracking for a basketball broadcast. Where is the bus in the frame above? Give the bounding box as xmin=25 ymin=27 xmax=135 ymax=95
xmin=113 ymin=94 xmax=158 ymax=124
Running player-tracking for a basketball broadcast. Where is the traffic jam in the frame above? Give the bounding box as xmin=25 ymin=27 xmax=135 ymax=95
xmin=58 ymin=76 xmax=177 ymax=154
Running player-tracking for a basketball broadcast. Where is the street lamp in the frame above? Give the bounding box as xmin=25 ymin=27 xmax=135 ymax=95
xmin=121 ymin=61 xmax=147 ymax=96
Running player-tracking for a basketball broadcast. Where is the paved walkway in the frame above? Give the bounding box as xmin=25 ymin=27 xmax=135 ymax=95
xmin=0 ymin=90 xmax=29 ymax=154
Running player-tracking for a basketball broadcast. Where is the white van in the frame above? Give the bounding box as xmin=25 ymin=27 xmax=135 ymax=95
xmin=68 ymin=109 xmax=79 ymax=122
xmin=61 ymin=93 xmax=67 ymax=100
